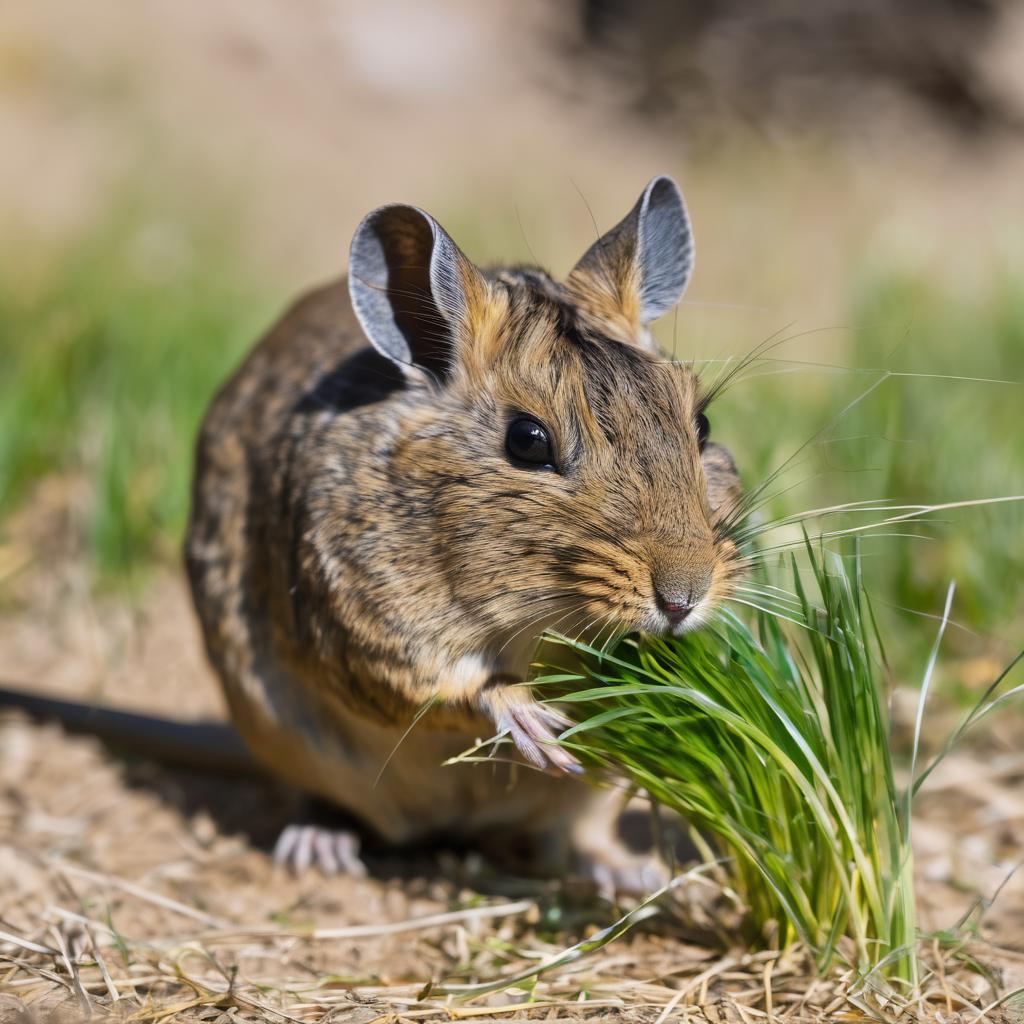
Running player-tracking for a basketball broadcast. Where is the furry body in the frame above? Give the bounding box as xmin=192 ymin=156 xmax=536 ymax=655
xmin=185 ymin=178 xmax=743 ymax=864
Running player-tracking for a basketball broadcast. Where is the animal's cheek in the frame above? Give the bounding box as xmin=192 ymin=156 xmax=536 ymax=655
xmin=700 ymin=441 xmax=743 ymax=513
xmin=387 ymin=434 xmax=482 ymax=487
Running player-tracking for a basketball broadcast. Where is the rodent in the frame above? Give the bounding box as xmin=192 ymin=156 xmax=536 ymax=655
xmin=184 ymin=175 xmax=744 ymax=879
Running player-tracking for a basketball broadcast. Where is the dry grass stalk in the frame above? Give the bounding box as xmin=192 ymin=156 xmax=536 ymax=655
xmin=2 ymin=895 xmax=1021 ymax=1023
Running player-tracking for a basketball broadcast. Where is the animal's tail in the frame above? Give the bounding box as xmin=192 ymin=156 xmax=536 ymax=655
xmin=0 ymin=684 xmax=268 ymax=779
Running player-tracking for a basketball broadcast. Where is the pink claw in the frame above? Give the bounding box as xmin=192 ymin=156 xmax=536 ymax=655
xmin=480 ymin=687 xmax=581 ymax=774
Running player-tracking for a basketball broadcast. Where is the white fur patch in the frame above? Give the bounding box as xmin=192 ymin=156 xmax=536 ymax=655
xmin=436 ymin=652 xmax=492 ymax=701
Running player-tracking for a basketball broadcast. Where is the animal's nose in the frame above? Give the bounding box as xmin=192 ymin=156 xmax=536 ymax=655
xmin=651 ymin=560 xmax=712 ymax=629
xmin=654 ymin=588 xmax=695 ymax=627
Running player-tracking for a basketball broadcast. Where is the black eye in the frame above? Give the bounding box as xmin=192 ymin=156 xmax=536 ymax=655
xmin=506 ymin=418 xmax=555 ymax=470
xmin=695 ymin=412 xmax=711 ymax=449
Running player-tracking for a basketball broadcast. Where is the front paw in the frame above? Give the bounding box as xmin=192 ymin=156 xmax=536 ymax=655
xmin=480 ymin=684 xmax=581 ymax=775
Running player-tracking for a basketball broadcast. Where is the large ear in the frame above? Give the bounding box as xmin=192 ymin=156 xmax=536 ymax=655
xmin=566 ymin=175 xmax=694 ymax=341
xmin=348 ymin=204 xmax=485 ymax=379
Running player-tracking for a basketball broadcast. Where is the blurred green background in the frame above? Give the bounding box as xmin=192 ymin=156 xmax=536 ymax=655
xmin=1 ymin=0 xmax=1023 ymax=697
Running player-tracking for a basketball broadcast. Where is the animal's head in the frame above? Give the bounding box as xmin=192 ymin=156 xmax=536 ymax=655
xmin=348 ymin=176 xmax=745 ymax=657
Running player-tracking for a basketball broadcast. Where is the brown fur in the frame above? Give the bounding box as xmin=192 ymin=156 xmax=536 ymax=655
xmin=185 ymin=178 xmax=744 ymax=868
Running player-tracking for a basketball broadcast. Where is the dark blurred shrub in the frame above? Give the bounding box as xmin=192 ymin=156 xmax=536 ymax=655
xmin=575 ymin=0 xmax=1021 ymax=134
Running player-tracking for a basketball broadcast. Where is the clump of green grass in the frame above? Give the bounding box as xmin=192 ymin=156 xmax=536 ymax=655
xmin=444 ymin=532 xmax=1023 ymax=1008
xmin=533 ymin=545 xmax=917 ymax=984
xmin=0 ymin=202 xmax=274 ymax=582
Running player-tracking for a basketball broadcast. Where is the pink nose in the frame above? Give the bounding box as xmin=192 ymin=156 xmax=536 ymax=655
xmin=655 ymin=590 xmax=693 ymax=626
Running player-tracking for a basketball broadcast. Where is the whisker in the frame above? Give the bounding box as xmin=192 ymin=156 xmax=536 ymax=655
xmin=726 ymin=596 xmax=813 ymax=630
xmin=374 ymin=696 xmax=441 ymax=788
xmin=495 ymin=600 xmax=590 ymax=659
xmin=732 ymin=374 xmax=893 ymax=522
xmin=736 ymin=495 xmax=1024 ymax=550
xmin=696 ymin=323 xmax=854 ymax=406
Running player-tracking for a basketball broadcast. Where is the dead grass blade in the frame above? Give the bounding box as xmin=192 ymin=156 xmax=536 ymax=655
xmin=55 ymin=861 xmax=232 ymax=929
xmin=312 ymin=901 xmax=536 ymax=940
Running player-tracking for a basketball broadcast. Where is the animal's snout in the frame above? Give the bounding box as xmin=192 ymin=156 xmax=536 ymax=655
xmin=651 ymin=555 xmax=714 ymax=631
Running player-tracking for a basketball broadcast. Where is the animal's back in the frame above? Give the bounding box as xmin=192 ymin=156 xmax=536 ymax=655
xmin=186 ymin=280 xmax=589 ymax=848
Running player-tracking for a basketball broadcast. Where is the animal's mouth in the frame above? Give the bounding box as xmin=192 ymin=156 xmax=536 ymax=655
xmin=652 ymin=575 xmax=710 ymax=631
xmin=625 ymin=597 xmax=713 ymax=638
xmin=658 ymin=598 xmax=715 ymax=637
xmin=582 ymin=548 xmax=741 ymax=639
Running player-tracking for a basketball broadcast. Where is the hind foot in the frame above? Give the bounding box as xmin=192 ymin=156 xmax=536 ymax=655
xmin=571 ymin=788 xmax=672 ymax=900
xmin=273 ymin=824 xmax=368 ymax=876
xmin=582 ymin=857 xmax=667 ymax=902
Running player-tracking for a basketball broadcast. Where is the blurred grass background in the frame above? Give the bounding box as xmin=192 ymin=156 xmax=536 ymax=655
xmin=2 ymin=186 xmax=1022 ymax=676
xmin=708 ymin=266 xmax=1024 ymax=667
xmin=0 ymin=197 xmax=275 ymax=583
xmin=1 ymin=0 xmax=1023 ymax=692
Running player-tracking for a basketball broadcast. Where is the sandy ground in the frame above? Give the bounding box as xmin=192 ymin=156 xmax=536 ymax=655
xmin=1 ymin=693 xmax=1023 ymax=1022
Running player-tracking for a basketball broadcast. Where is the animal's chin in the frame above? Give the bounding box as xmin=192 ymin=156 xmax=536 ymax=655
xmin=510 ymin=595 xmax=721 ymax=654
xmin=620 ymin=602 xmax=718 ymax=639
